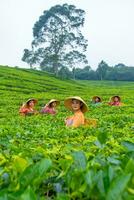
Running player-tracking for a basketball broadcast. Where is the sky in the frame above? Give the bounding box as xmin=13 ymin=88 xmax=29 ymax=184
xmin=0 ymin=0 xmax=134 ymax=69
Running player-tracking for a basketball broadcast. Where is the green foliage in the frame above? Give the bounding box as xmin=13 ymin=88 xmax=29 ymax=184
xmin=96 ymin=61 xmax=109 ymax=80
xmin=22 ymin=4 xmax=88 ymax=75
xmin=62 ymin=62 xmax=134 ymax=81
xmin=0 ymin=66 xmax=134 ymax=199
xmin=75 ymin=62 xmax=134 ymax=81
xmin=106 ymin=174 xmax=131 ymax=200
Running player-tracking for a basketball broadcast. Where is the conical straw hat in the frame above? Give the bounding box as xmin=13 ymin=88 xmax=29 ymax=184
xmin=92 ymin=96 xmax=102 ymax=102
xmin=47 ymin=99 xmax=60 ymax=107
xmin=111 ymin=95 xmax=121 ymax=102
xmin=26 ymin=98 xmax=38 ymax=105
xmin=64 ymin=96 xmax=88 ymax=113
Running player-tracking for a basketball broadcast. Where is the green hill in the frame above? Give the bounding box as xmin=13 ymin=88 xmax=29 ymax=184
xmin=1 ymin=65 xmax=133 ymax=95
xmin=0 ymin=65 xmax=134 ymax=199
xmin=0 ymin=65 xmax=134 ymax=118
xmin=0 ymin=65 xmax=87 ymax=120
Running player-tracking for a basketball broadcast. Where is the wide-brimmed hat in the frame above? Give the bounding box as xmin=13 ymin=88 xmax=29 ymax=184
xmin=92 ymin=96 xmax=102 ymax=102
xmin=26 ymin=98 xmax=38 ymax=105
xmin=47 ymin=99 xmax=60 ymax=107
xmin=64 ymin=96 xmax=88 ymax=113
xmin=111 ymin=95 xmax=121 ymax=102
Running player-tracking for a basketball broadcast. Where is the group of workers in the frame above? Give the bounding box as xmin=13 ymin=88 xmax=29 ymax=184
xmin=19 ymin=95 xmax=123 ymax=128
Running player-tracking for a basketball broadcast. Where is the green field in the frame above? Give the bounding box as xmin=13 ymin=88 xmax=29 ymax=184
xmin=0 ymin=66 xmax=134 ymax=200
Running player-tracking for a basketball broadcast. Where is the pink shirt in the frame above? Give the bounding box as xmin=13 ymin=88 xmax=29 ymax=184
xmin=109 ymin=101 xmax=122 ymax=106
xmin=41 ymin=106 xmax=56 ymax=115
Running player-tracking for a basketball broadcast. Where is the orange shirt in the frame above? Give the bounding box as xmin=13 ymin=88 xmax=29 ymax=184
xmin=66 ymin=110 xmax=85 ymax=128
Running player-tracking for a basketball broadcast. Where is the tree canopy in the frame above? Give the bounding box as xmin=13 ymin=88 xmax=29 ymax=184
xmin=22 ymin=4 xmax=88 ymax=75
xmin=73 ymin=62 xmax=134 ymax=81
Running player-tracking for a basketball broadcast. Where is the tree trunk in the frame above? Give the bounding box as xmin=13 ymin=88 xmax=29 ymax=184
xmin=101 ymin=74 xmax=103 ymax=80
xmin=72 ymin=67 xmax=76 ymax=80
xmin=29 ymin=63 xmax=33 ymax=68
xmin=53 ymin=63 xmax=58 ymax=76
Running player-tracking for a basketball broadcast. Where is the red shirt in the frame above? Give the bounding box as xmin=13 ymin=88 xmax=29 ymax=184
xmin=19 ymin=106 xmax=35 ymax=115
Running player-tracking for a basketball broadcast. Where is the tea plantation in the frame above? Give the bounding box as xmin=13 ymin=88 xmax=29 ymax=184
xmin=0 ymin=66 xmax=134 ymax=200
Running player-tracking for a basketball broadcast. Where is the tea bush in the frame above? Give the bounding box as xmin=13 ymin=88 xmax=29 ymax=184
xmin=0 ymin=66 xmax=134 ymax=200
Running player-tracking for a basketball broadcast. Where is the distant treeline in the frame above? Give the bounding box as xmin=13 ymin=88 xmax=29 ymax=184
xmin=43 ymin=61 xmax=134 ymax=81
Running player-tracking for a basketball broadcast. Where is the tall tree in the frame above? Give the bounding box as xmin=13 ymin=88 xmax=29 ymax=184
xmin=22 ymin=4 xmax=88 ymax=76
xmin=96 ymin=60 xmax=109 ymax=80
